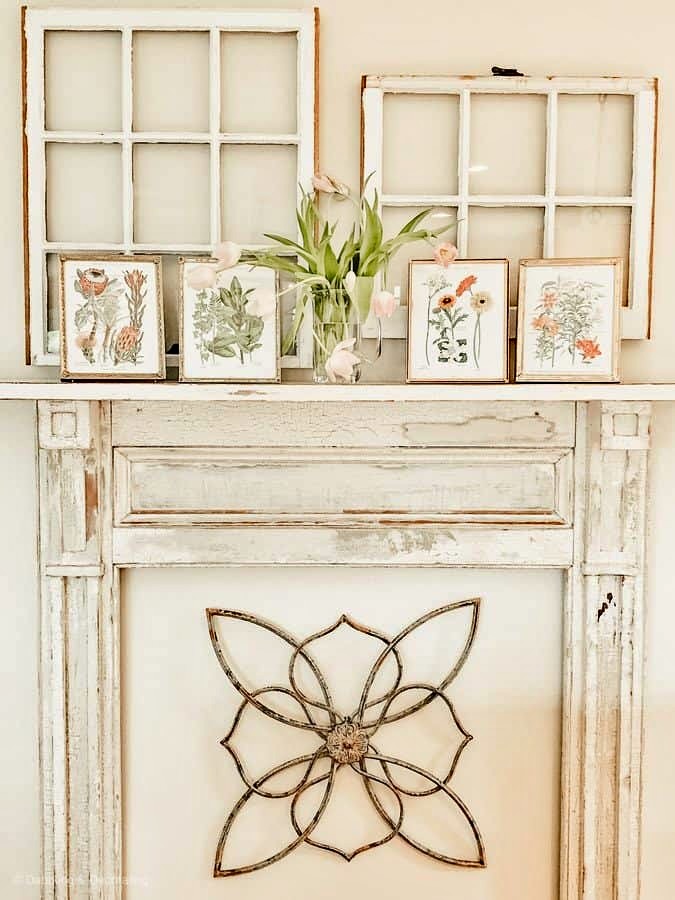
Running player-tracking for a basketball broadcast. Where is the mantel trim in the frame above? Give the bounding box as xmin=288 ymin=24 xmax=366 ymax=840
xmin=35 ymin=397 xmax=651 ymax=900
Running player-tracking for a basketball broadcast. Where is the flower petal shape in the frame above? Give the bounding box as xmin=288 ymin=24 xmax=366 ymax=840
xmin=362 ymin=750 xmax=486 ymax=867
xmin=291 ymin=763 xmax=404 ymax=862
xmin=368 ymin=684 xmax=472 ymax=794
xmin=207 ymin=608 xmax=336 ymax=732
xmin=222 ymin=689 xmax=325 ymax=798
xmin=214 ymin=754 xmax=334 ymax=877
xmin=358 ymin=599 xmax=480 ymax=728
xmin=287 ymin=614 xmax=402 ymax=719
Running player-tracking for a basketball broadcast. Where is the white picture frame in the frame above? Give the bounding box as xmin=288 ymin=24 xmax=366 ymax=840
xmin=179 ymin=259 xmax=280 ymax=383
xmin=516 ymin=257 xmax=622 ymax=383
xmin=407 ymin=259 xmax=509 ymax=383
xmin=59 ymin=254 xmax=165 ymax=380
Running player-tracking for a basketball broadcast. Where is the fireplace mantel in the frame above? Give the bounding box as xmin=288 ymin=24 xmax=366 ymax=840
xmin=1 ymin=388 xmax=655 ymax=899
xmin=1 ymin=380 xmax=675 ymax=401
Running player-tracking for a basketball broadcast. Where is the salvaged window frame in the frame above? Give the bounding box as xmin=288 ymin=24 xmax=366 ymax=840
xmin=22 ymin=7 xmax=318 ymax=369
xmin=34 ymin=393 xmax=651 ymax=899
xmin=361 ymin=75 xmax=657 ymax=340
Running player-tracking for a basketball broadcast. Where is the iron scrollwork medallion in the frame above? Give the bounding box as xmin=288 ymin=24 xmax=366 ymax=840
xmin=206 ymin=600 xmax=485 ymax=876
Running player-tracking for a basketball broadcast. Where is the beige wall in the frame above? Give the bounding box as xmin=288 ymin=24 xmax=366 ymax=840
xmin=1 ymin=0 xmax=675 ymax=895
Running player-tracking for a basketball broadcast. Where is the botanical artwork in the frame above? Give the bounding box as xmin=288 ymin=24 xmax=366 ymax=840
xmin=408 ymin=260 xmax=508 ymax=382
xmin=180 ymin=262 xmax=279 ymax=382
xmin=60 ymin=256 xmax=164 ymax=379
xmin=517 ymin=260 xmax=621 ymax=382
xmin=207 ymin=601 xmax=485 ymax=876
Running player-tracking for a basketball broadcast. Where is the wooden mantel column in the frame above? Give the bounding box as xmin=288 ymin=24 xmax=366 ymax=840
xmin=562 ymin=401 xmax=651 ymax=900
xmin=37 ymin=400 xmax=119 ymax=900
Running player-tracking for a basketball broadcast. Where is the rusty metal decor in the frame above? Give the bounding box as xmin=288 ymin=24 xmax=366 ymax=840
xmin=206 ymin=600 xmax=485 ymax=876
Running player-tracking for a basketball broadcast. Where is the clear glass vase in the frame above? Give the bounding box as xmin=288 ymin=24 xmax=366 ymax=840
xmin=312 ymin=288 xmax=361 ymax=384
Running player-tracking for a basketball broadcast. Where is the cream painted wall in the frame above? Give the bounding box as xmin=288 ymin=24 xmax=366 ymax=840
xmin=1 ymin=0 xmax=674 ymax=896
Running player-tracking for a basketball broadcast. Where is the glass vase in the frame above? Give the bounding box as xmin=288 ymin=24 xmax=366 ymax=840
xmin=311 ymin=287 xmax=361 ymax=384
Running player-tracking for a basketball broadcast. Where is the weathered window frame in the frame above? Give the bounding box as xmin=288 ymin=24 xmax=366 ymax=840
xmin=361 ymin=75 xmax=657 ymax=340
xmin=22 ymin=7 xmax=318 ymax=369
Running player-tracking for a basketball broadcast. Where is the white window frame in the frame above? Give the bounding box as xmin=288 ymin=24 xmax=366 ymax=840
xmin=23 ymin=7 xmax=318 ymax=368
xmin=361 ymin=75 xmax=657 ymax=340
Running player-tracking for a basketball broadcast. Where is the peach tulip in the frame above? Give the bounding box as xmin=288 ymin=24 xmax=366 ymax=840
xmin=312 ymin=173 xmax=350 ymax=197
xmin=325 ymin=338 xmax=360 ymax=383
xmin=213 ymin=241 xmax=242 ymax=270
xmin=370 ymin=289 xmax=397 ymax=318
xmin=186 ymin=264 xmax=218 ymax=290
xmin=433 ymin=242 xmax=459 ymax=268
xmin=248 ymin=289 xmax=277 ymax=319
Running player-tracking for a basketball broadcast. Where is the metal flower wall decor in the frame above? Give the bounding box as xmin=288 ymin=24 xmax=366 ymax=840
xmin=206 ymin=600 xmax=485 ymax=876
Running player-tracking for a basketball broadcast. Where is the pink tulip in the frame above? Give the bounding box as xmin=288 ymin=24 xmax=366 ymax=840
xmin=186 ymin=264 xmax=218 ymax=290
xmin=213 ymin=241 xmax=242 ymax=270
xmin=433 ymin=242 xmax=459 ymax=268
xmin=371 ymin=289 xmax=397 ymax=318
xmin=325 ymin=338 xmax=360 ymax=383
xmin=311 ymin=173 xmax=350 ymax=197
xmin=248 ymin=289 xmax=276 ymax=319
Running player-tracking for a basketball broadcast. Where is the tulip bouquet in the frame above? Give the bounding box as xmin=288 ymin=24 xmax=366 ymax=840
xmin=249 ymin=174 xmax=456 ymax=382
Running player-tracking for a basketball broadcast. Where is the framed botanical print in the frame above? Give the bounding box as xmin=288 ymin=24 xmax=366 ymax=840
xmin=516 ymin=258 xmax=622 ymax=383
xmin=407 ymin=259 xmax=509 ymax=383
xmin=59 ymin=254 xmax=165 ymax=380
xmin=179 ymin=260 xmax=280 ymax=383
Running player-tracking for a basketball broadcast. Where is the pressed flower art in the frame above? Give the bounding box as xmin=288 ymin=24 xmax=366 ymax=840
xmin=180 ymin=260 xmax=280 ymax=382
xmin=517 ymin=259 xmax=622 ymax=382
xmin=59 ymin=255 xmax=164 ymax=380
xmin=407 ymin=260 xmax=508 ymax=383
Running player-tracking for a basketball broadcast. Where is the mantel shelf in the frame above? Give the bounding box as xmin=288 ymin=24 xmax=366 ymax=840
xmin=1 ymin=380 xmax=675 ymax=402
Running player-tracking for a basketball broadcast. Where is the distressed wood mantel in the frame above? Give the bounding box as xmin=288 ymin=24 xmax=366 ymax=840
xmin=0 ymin=384 xmax=656 ymax=899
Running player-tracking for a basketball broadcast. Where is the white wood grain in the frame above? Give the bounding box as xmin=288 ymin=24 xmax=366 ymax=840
xmin=6 ymin=381 xmax=675 ymax=401
xmin=113 ymin=446 xmax=573 ymax=525
xmin=111 ymin=399 xmax=576 ymax=447
xmin=112 ymin=523 xmax=574 ymax=568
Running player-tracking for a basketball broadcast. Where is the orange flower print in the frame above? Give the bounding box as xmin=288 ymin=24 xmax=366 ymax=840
xmin=435 ymin=292 xmax=457 ymax=310
xmin=456 ymin=275 xmax=477 ymax=297
xmin=532 ymin=314 xmax=550 ymax=330
xmin=541 ymin=289 xmax=558 ymax=310
xmin=576 ymin=339 xmax=602 ymax=361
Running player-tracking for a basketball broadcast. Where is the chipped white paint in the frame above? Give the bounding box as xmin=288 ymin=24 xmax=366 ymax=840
xmin=113 ymin=446 xmax=573 ymax=525
xmin=34 ymin=396 xmax=651 ymax=899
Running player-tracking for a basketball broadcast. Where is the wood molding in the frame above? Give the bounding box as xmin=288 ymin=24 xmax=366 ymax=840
xmin=37 ymin=400 xmax=119 ymax=900
xmin=35 ymin=397 xmax=651 ymax=898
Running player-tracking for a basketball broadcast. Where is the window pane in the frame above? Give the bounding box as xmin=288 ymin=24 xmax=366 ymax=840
xmin=382 ymin=206 xmax=458 ymax=301
xmin=557 ymin=95 xmax=633 ymax=196
xmin=555 ymin=206 xmax=631 ymax=305
xmin=468 ymin=206 xmax=544 ymax=304
xmin=133 ymin=32 xmax=209 ymax=133
xmin=382 ymin=95 xmax=459 ymax=195
xmin=221 ymin=33 xmax=297 ymax=134
xmin=46 ymin=143 xmax=122 ymax=242
xmin=46 ymin=253 xmax=60 ymax=334
xmin=220 ymin=145 xmax=297 ymax=245
xmin=470 ymin=94 xmax=547 ymax=195
xmin=133 ymin=144 xmax=210 ymax=244
xmin=45 ymin=31 xmax=122 ymax=132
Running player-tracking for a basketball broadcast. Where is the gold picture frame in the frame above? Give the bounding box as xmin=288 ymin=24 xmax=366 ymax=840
xmin=178 ymin=258 xmax=281 ymax=383
xmin=406 ymin=259 xmax=509 ymax=383
xmin=516 ymin=258 xmax=622 ymax=383
xmin=59 ymin=253 xmax=165 ymax=381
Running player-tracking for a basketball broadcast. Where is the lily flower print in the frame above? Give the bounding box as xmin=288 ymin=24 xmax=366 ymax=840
xmin=206 ymin=602 xmax=485 ymax=876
